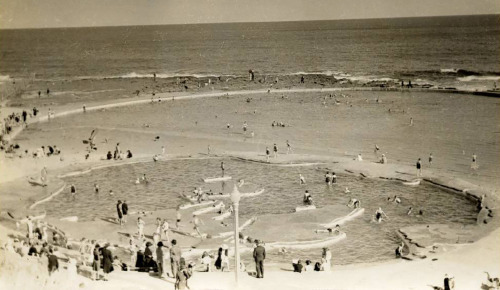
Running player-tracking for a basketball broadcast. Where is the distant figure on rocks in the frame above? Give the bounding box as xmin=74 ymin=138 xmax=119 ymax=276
xmin=253 ymin=240 xmax=266 ymax=278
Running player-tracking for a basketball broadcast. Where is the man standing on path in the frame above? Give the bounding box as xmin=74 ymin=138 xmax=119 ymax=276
xmin=170 ymin=239 xmax=182 ymax=279
xmin=253 ymin=240 xmax=266 ymax=278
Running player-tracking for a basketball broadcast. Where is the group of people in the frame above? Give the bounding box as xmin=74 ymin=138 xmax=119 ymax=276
xmin=265 ymin=144 xmax=279 ymax=162
xmin=104 ymin=143 xmax=133 ymax=160
xmin=116 ymin=200 xmax=129 ymax=225
xmin=292 ymin=248 xmax=332 ymax=273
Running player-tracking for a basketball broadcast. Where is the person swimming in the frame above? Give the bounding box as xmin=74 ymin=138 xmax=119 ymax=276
xmin=303 ymin=190 xmax=313 ymax=205
xmin=375 ymin=207 xmax=388 ymax=222
xmin=407 ymin=207 xmax=413 ymax=215
xmin=299 ymin=174 xmax=306 ymax=185
xmin=315 ymin=224 xmax=341 ymax=235
xmin=325 ymin=171 xmax=331 ymax=184
xmin=347 ymin=198 xmax=360 ymax=209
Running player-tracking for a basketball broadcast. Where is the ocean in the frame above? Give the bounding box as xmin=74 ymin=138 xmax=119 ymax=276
xmin=1 ymin=14 xmax=499 ymax=90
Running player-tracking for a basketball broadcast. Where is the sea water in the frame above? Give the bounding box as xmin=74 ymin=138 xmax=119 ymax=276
xmin=0 ymin=15 xmax=499 ymax=90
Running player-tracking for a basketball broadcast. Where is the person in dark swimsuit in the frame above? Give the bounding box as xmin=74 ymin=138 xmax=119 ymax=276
xmin=116 ymin=200 xmax=123 ymax=225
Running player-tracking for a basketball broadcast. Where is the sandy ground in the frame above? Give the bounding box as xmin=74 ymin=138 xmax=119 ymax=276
xmin=1 ymin=78 xmax=499 ymax=289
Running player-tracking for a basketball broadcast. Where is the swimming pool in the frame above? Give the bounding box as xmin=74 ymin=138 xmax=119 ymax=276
xmin=40 ymin=158 xmax=478 ymax=265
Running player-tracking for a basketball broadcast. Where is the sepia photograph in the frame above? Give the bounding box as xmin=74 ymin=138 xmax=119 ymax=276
xmin=0 ymin=1 xmax=499 ymax=289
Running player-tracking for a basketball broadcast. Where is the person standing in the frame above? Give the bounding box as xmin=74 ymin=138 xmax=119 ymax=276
xmin=428 ymin=153 xmax=433 ymax=167
xmin=161 ymin=219 xmax=170 ymax=242
xmin=193 ymin=215 xmax=204 ymax=238
xmin=116 ymin=200 xmax=123 ymax=225
xmin=175 ymin=262 xmax=194 ymax=290
xmin=220 ymin=161 xmax=225 ymax=177
xmin=444 ymin=274 xmax=454 ymax=290
xmin=122 ymin=200 xmax=128 ymax=223
xmin=322 ymin=247 xmax=332 ymax=271
xmin=416 ymin=158 xmax=422 ymax=177
xmin=156 ymin=241 xmax=166 ymax=278
xmin=47 ymin=247 xmax=59 ymax=275
xmin=92 ymin=244 xmax=101 ymax=280
xmin=137 ymin=217 xmax=145 ymax=239
xmin=299 ymin=174 xmax=306 ymax=185
xmin=286 ymin=140 xmax=292 ymax=154
xmin=273 ymin=144 xmax=278 ymax=158
xmin=253 ymin=240 xmax=266 ymax=278
xmin=102 ymin=243 xmax=113 ymax=281
xmin=170 ymin=239 xmax=182 ymax=279
xmin=265 ymin=147 xmax=270 ymax=163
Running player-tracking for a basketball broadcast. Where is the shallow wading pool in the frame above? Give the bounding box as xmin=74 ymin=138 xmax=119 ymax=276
xmin=39 ymin=158 xmax=478 ymax=265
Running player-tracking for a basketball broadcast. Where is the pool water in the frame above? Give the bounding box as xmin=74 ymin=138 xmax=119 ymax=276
xmin=40 ymin=158 xmax=478 ymax=265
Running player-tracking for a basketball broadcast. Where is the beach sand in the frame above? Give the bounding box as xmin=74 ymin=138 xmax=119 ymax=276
xmin=1 ymin=77 xmax=499 ymax=289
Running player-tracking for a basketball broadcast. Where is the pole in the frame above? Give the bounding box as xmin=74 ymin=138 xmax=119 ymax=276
xmin=234 ymin=201 xmax=240 ymax=286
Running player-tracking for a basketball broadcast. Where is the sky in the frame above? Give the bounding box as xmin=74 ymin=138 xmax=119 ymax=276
xmin=0 ymin=0 xmax=499 ymax=29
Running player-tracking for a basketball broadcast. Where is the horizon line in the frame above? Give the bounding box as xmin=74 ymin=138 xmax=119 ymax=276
xmin=1 ymin=13 xmax=499 ymax=31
